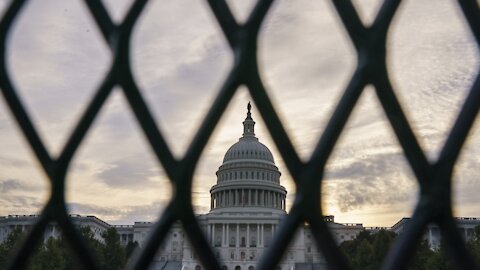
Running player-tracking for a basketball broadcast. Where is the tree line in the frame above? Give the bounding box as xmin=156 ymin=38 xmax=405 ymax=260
xmin=0 ymin=227 xmax=138 ymax=270
xmin=339 ymin=226 xmax=480 ymax=270
xmin=2 ymin=226 xmax=480 ymax=269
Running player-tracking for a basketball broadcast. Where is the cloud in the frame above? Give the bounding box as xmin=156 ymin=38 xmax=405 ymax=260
xmin=0 ymin=179 xmax=24 ymax=192
xmin=0 ymin=195 xmax=45 ymax=212
xmin=68 ymin=201 xmax=169 ymax=224
xmin=96 ymin=157 xmax=163 ymax=188
xmin=0 ymin=178 xmax=40 ymax=193
xmin=324 ymin=152 xmax=417 ymax=212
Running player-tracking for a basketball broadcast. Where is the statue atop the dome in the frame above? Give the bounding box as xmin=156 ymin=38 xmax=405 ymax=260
xmin=243 ymin=102 xmax=255 ymax=137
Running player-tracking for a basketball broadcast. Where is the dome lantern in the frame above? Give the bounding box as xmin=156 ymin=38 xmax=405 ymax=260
xmin=243 ymin=102 xmax=255 ymax=137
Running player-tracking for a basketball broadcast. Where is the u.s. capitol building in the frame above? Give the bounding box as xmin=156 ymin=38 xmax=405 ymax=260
xmin=125 ymin=104 xmax=364 ymax=270
xmin=0 ymin=104 xmax=365 ymax=270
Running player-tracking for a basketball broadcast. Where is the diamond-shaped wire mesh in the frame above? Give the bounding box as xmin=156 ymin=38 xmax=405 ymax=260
xmin=0 ymin=0 xmax=480 ymax=269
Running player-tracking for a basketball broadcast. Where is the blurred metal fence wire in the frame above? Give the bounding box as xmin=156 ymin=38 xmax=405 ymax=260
xmin=1 ymin=0 xmax=480 ymax=269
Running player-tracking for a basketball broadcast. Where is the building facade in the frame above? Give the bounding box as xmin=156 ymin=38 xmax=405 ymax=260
xmin=390 ymin=217 xmax=480 ymax=249
xmin=0 ymin=214 xmax=110 ymax=244
xmin=141 ymin=104 xmax=365 ymax=270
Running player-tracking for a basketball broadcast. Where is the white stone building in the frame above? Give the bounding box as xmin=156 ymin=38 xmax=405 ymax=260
xmin=143 ymin=104 xmax=364 ymax=270
xmin=0 ymin=214 xmax=110 ymax=244
xmin=390 ymin=217 xmax=480 ymax=249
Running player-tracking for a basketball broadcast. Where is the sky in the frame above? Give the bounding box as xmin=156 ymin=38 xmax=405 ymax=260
xmin=0 ymin=0 xmax=479 ymax=227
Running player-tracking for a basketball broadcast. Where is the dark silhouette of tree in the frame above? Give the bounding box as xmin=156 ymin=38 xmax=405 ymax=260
xmin=101 ymin=228 xmax=126 ymax=270
xmin=0 ymin=226 xmax=131 ymax=270
xmin=125 ymin=241 xmax=139 ymax=259
xmin=0 ymin=228 xmax=25 ymax=268
xmin=408 ymin=239 xmax=434 ymax=270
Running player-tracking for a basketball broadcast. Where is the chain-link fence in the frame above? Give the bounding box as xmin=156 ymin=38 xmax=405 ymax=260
xmin=1 ymin=0 xmax=480 ymax=269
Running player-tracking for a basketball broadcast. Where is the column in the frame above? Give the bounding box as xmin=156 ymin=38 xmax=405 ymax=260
xmin=236 ymin=190 xmax=239 ymax=205
xmin=247 ymin=224 xmax=250 ymax=247
xmin=257 ymin=224 xmax=260 ymax=247
xmin=236 ymin=224 xmax=240 ymax=247
xmin=226 ymin=224 xmax=230 ymax=246
xmin=227 ymin=190 xmax=231 ymax=206
xmin=260 ymin=224 xmax=264 ymax=247
xmin=241 ymin=189 xmax=244 ymax=205
xmin=208 ymin=224 xmax=212 ymax=244
xmin=222 ymin=224 xmax=226 ymax=247
xmin=262 ymin=191 xmax=265 ymax=206
xmin=211 ymin=197 xmax=214 ymax=209
xmin=249 ymin=190 xmax=251 ymax=205
xmin=212 ymin=224 xmax=215 ymax=245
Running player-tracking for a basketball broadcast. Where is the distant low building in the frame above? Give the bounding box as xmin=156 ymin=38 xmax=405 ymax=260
xmin=390 ymin=217 xmax=480 ymax=249
xmin=0 ymin=214 xmax=110 ymax=244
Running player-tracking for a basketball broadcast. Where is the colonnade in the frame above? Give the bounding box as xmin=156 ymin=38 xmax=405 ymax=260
xmin=211 ymin=189 xmax=286 ymax=210
xmin=207 ymin=223 xmax=278 ymax=248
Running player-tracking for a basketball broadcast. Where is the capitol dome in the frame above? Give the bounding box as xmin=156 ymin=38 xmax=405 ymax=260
xmin=222 ymin=135 xmax=274 ymax=164
xmin=209 ymin=103 xmax=287 ymax=213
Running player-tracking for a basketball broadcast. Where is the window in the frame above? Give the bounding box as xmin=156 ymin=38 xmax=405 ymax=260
xmin=250 ymin=237 xmax=256 ymax=247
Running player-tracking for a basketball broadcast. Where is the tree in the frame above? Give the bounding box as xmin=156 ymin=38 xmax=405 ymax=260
xmin=468 ymin=225 xmax=480 ymax=267
xmin=78 ymin=226 xmax=106 ymax=267
xmin=30 ymin=237 xmax=70 ymax=270
xmin=408 ymin=239 xmax=434 ymax=270
xmin=370 ymin=230 xmax=395 ymax=269
xmin=101 ymin=228 xmax=126 ymax=270
xmin=125 ymin=241 xmax=139 ymax=259
xmin=354 ymin=239 xmax=373 ymax=270
xmin=0 ymin=226 xmax=134 ymax=270
xmin=425 ymin=242 xmax=453 ymax=270
xmin=0 ymin=228 xmax=25 ymax=268
xmin=340 ymin=230 xmax=387 ymax=270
